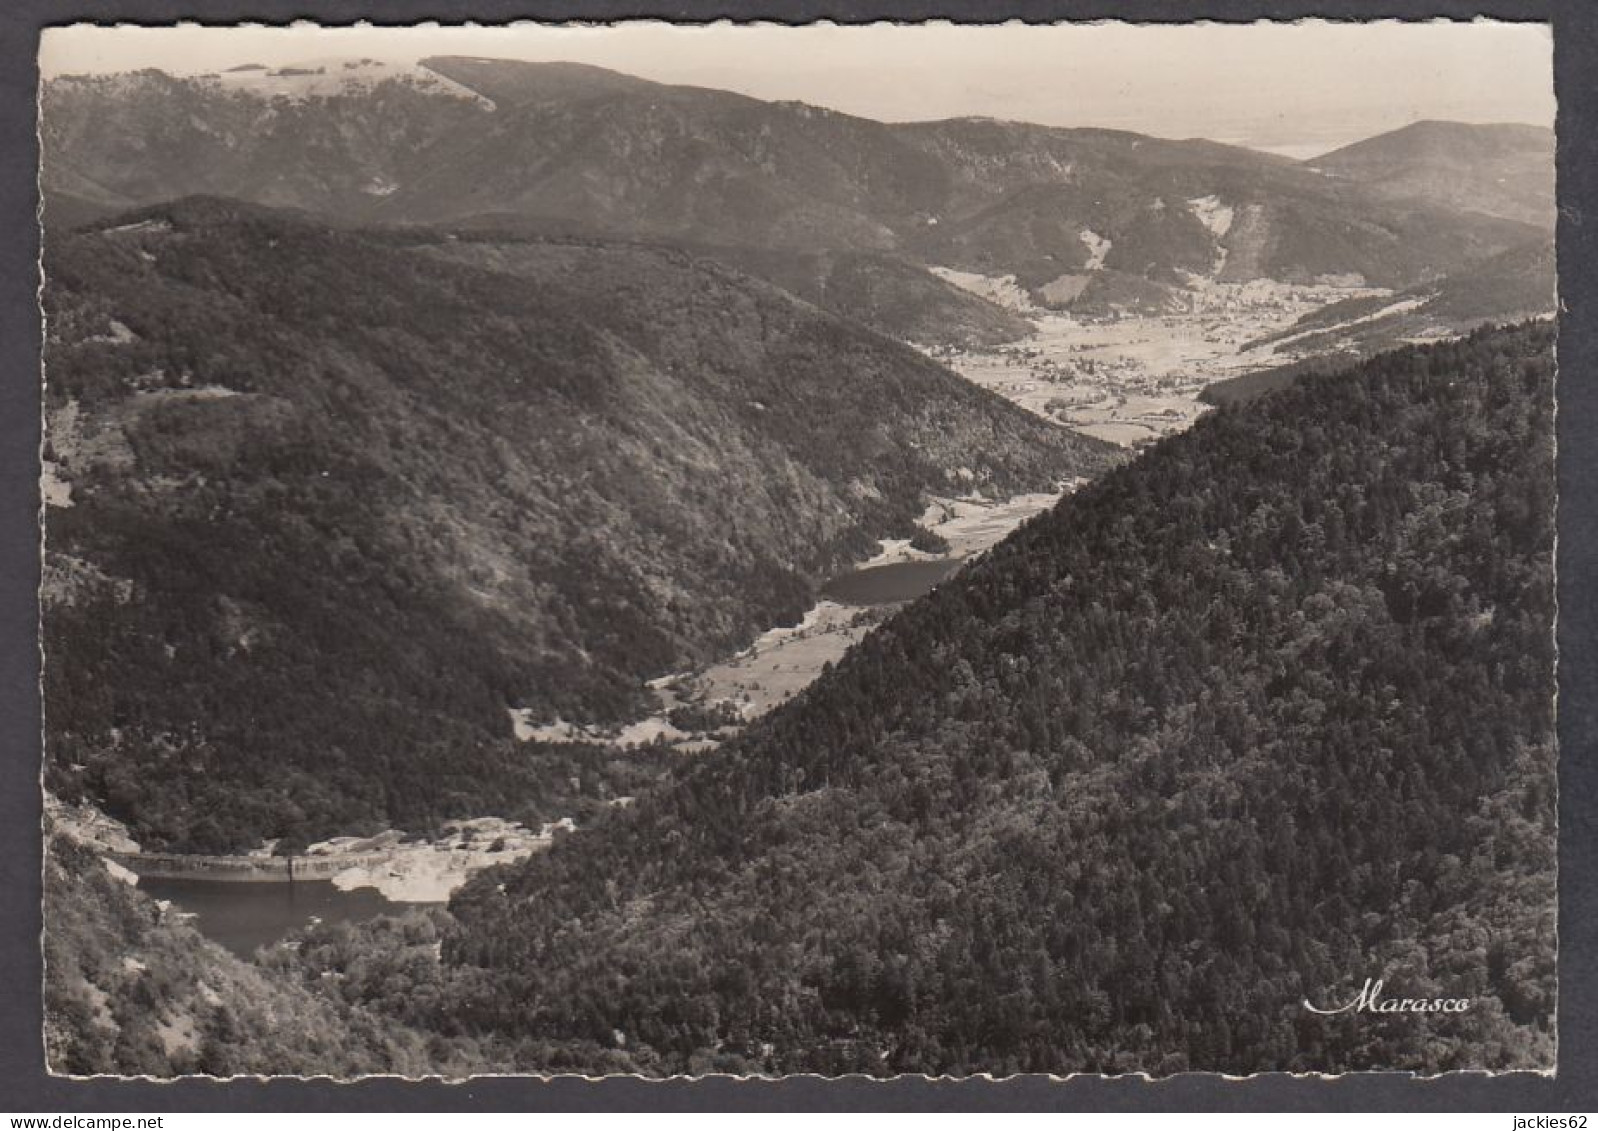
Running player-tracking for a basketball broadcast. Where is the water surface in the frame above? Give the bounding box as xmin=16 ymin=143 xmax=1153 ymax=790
xmin=821 ymin=558 xmax=960 ymax=606
xmin=140 ymin=876 xmax=424 ymax=958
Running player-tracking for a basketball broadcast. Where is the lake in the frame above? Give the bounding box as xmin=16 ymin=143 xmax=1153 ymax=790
xmin=821 ymin=558 xmax=961 ymax=606
xmin=140 ymin=876 xmax=427 ymax=958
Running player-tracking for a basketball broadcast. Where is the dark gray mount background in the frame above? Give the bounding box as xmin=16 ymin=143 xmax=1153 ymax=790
xmin=2 ymin=0 xmax=1591 ymax=1112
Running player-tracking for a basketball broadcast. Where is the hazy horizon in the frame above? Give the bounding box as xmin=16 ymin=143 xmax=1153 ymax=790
xmin=40 ymin=20 xmax=1554 ymax=159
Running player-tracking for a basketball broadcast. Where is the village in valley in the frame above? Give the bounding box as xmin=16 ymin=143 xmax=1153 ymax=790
xmin=927 ymin=271 xmax=1387 ymax=447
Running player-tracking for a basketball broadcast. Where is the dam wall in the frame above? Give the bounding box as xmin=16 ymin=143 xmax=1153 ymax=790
xmin=110 ymin=849 xmax=396 ymax=884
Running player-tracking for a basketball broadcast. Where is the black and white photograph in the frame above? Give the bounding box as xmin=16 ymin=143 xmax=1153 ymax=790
xmin=34 ymin=18 xmax=1559 ymax=1080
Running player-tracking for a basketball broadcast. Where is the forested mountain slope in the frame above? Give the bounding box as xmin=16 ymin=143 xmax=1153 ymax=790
xmin=41 ymin=198 xmax=1112 ymax=851
xmin=395 ymin=229 xmax=1029 ymax=349
xmin=429 ymin=324 xmax=1556 ymax=1076
xmin=679 ymin=243 xmax=1034 ymax=347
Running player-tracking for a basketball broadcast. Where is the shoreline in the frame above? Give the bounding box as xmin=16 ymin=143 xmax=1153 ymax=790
xmin=94 ymin=815 xmax=569 ymax=901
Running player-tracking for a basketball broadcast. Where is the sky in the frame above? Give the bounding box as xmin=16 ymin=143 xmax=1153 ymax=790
xmin=39 ymin=20 xmax=1554 ymax=158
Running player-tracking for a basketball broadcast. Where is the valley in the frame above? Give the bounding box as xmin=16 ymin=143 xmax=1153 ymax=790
xmin=72 ymin=238 xmax=1445 ymax=955
xmin=929 ymin=272 xmax=1389 ymax=445
xmin=515 ymin=268 xmax=1400 ymax=758
xmin=519 ymin=479 xmax=1093 ymax=750
xmin=660 ymin=484 xmax=1094 ymax=717
xmin=47 ymin=210 xmax=1538 ymax=953
xmin=76 ymin=252 xmax=1347 ymax=943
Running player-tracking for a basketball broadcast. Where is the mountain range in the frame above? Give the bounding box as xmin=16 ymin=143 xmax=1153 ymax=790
xmin=38 ymin=53 xmax=1558 ymax=869
xmin=43 ymin=58 xmax=1552 ymax=316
